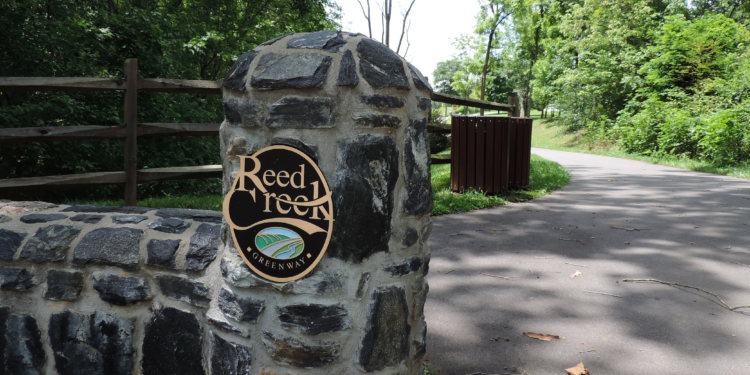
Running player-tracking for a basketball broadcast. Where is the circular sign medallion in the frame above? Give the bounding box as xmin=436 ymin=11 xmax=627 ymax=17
xmin=223 ymin=145 xmax=333 ymax=283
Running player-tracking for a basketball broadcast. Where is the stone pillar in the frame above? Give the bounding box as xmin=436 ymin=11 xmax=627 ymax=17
xmin=219 ymin=31 xmax=433 ymax=374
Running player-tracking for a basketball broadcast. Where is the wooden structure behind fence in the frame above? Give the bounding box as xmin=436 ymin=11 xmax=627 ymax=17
xmin=0 ymin=61 xmax=519 ymax=205
xmin=450 ymin=116 xmax=532 ymax=194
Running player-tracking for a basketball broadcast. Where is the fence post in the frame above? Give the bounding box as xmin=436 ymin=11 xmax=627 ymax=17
xmin=123 ymin=59 xmax=138 ymax=206
xmin=509 ymin=96 xmax=520 ymax=117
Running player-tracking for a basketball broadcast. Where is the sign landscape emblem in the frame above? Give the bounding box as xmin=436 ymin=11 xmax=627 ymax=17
xmin=223 ymin=145 xmax=334 ymax=282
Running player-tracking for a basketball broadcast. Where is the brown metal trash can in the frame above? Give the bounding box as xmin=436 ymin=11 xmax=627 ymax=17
xmin=450 ymin=116 xmax=532 ymax=193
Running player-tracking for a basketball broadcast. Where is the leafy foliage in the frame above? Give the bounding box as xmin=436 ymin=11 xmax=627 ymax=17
xmin=440 ymin=0 xmax=750 ymax=166
xmin=0 ymin=0 xmax=339 ymax=201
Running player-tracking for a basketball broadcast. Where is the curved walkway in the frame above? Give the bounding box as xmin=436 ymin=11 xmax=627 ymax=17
xmin=425 ymin=148 xmax=750 ymax=374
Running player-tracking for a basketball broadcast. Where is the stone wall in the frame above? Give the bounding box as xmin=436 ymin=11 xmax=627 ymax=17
xmin=220 ymin=31 xmax=432 ymax=375
xmin=0 ymin=30 xmax=433 ymax=375
xmin=0 ymin=201 xmax=232 ymax=375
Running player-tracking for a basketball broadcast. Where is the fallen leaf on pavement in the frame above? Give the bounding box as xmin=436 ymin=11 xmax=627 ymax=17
xmin=570 ymin=270 xmax=582 ymax=278
xmin=565 ymin=362 xmax=591 ymax=375
xmin=523 ymin=332 xmax=561 ymax=341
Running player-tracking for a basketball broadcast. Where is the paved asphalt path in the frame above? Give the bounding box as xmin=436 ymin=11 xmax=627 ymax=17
xmin=424 ymin=148 xmax=750 ymax=375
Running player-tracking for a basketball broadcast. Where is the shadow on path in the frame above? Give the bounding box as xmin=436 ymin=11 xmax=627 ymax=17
xmin=425 ymin=148 xmax=750 ymax=375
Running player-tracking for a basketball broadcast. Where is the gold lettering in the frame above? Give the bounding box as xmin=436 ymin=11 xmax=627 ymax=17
xmin=271 ymin=262 xmax=276 ymax=269
xmin=276 ymin=194 xmax=291 ymax=214
xmin=279 ymin=263 xmax=284 ymax=270
xmin=295 ymin=261 xmax=300 ymax=267
xmin=263 ymin=170 xmax=276 ymax=186
xmin=311 ymin=205 xmax=332 ymax=221
xmin=259 ymin=256 xmax=265 ymax=264
xmin=252 ymin=252 xmax=258 ymax=259
xmin=263 ymin=193 xmax=276 ymax=213
xmin=291 ymin=164 xmax=305 ymax=188
xmin=266 ymin=260 xmax=271 ymax=267
xmin=293 ymin=196 xmax=309 ymax=216
xmin=236 ymin=156 xmax=266 ymax=193
xmin=298 ymin=257 xmax=305 ymax=265
xmin=276 ymin=170 xmax=290 ymax=187
xmin=287 ymin=263 xmax=294 ymax=269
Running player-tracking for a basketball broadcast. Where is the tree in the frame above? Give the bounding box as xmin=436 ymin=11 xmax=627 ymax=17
xmin=0 ymin=0 xmax=341 ymax=202
xmin=476 ymin=0 xmax=513 ymax=115
xmin=356 ymin=0 xmax=416 ymax=55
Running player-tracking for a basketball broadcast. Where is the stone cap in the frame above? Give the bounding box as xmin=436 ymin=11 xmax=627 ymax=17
xmin=222 ymin=30 xmax=433 ymax=94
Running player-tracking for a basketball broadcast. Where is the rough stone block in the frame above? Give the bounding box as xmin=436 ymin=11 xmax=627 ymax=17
xmin=413 ymin=320 xmax=427 ymax=362
xmin=383 ymin=255 xmax=424 ymax=277
xmin=186 ymin=223 xmax=221 ymax=271
xmin=1 ymin=311 xmax=45 ymax=374
xmin=72 ymin=228 xmax=142 ymax=270
xmin=260 ymin=33 xmax=294 ymax=46
xmin=418 ymin=97 xmax=431 ymax=111
xmin=69 ymin=214 xmax=104 ymax=224
xmin=353 ymin=114 xmax=401 ymax=128
xmin=262 ymin=332 xmax=339 ymax=369
xmin=401 ymin=227 xmax=419 ymax=247
xmin=356 ymin=272 xmax=371 ymax=299
xmin=45 ymin=270 xmax=84 ymax=301
xmin=146 ymin=239 xmax=180 ymax=269
xmin=224 ymin=97 xmax=264 ymax=127
xmin=337 ymin=49 xmax=359 ymax=86
xmin=0 ymin=229 xmax=26 ymax=260
xmin=142 ymin=307 xmax=205 ymax=375
xmin=218 ymin=287 xmax=264 ymax=323
xmin=277 ymin=304 xmax=351 ymax=336
xmin=266 ymin=97 xmax=336 ymax=128
xmin=357 ymin=39 xmax=409 ymax=90
xmin=19 ymin=213 xmax=67 ymax=223
xmin=211 ymin=333 xmax=252 ymax=375
xmin=408 ymin=62 xmax=432 ymax=92
xmin=223 ymin=50 xmax=259 ymax=91
xmin=270 ymin=138 xmax=319 ymax=162
xmin=221 ymin=256 xmax=343 ymax=295
xmin=0 ymin=215 xmax=11 ymax=224
xmin=48 ymin=311 xmax=135 ymax=375
xmin=61 ymin=205 xmax=153 ymax=214
xmin=206 ymin=309 xmax=250 ymax=337
xmin=111 ymin=215 xmax=148 ymax=224
xmin=411 ymin=280 xmax=429 ymax=322
xmin=404 ymin=118 xmax=433 ymax=216
xmin=358 ymin=286 xmax=410 ymax=372
xmin=358 ymin=95 xmax=405 ymax=109
xmin=155 ymin=275 xmax=210 ymax=307
xmin=251 ymin=53 xmax=332 ymax=90
xmin=155 ymin=208 xmax=222 ymax=223
xmin=92 ymin=273 xmax=152 ymax=306
xmin=18 ymin=225 xmax=81 ymax=263
xmin=0 ymin=267 xmax=35 ymax=291
xmin=287 ymin=30 xmax=346 ymax=52
xmin=148 ymin=218 xmax=191 ymax=234
xmin=329 ymin=135 xmax=398 ymax=263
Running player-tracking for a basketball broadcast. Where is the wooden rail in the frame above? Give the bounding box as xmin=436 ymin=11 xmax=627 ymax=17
xmin=0 ymin=166 xmax=222 ymax=194
xmin=0 ymin=123 xmax=221 ymax=143
xmin=0 ymin=69 xmax=518 ymax=203
xmin=430 ymin=92 xmax=515 ymax=113
xmin=0 ymin=77 xmax=222 ymax=94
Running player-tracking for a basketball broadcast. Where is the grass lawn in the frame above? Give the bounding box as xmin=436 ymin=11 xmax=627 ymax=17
xmin=532 ymin=121 xmax=750 ymax=180
xmin=430 ymin=153 xmax=570 ymax=215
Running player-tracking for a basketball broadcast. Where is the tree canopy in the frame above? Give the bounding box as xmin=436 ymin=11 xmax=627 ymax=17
xmin=0 ymin=0 xmax=340 ymax=201
xmin=434 ymin=0 xmax=750 ymax=165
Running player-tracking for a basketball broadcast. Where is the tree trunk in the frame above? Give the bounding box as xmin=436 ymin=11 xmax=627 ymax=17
xmin=479 ymin=27 xmax=496 ymax=116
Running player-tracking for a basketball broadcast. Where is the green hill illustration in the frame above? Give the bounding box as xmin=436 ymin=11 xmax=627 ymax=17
xmin=255 ymin=228 xmax=305 ymax=260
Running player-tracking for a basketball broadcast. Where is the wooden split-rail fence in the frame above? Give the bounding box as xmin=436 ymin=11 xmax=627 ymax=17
xmin=0 ymin=59 xmax=522 ymax=205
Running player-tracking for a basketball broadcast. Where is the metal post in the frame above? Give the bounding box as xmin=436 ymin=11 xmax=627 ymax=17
xmin=123 ymin=59 xmax=138 ymax=206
